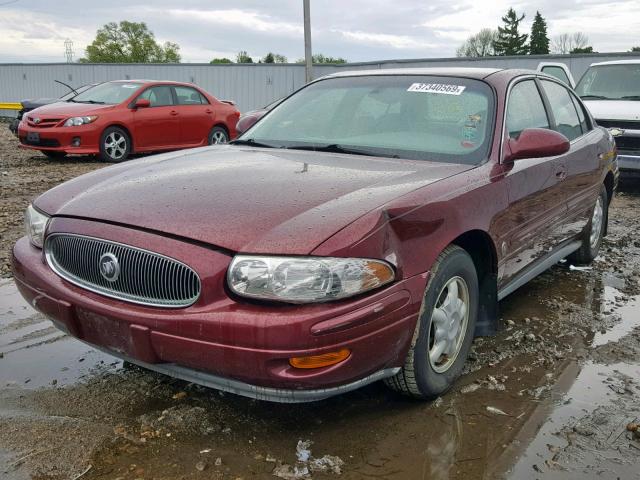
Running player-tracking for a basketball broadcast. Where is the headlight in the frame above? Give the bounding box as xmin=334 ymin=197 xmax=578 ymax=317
xmin=24 ymin=204 xmax=50 ymax=248
xmin=228 ymin=255 xmax=395 ymax=303
xmin=63 ymin=116 xmax=97 ymax=127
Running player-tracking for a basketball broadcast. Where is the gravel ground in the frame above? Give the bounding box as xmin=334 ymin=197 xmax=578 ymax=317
xmin=1 ymin=124 xmax=639 ymax=479
xmin=0 ymin=124 xmax=110 ymax=278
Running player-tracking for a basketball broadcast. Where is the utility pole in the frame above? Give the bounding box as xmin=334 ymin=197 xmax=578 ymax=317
xmin=303 ymin=0 xmax=312 ymax=83
xmin=64 ymin=39 xmax=74 ymax=63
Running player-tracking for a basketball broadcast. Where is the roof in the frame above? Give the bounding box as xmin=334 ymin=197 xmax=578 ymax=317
xmin=323 ymin=67 xmax=502 ymax=80
xmin=590 ymin=59 xmax=640 ymax=66
xmin=109 ymin=79 xmax=195 ymax=85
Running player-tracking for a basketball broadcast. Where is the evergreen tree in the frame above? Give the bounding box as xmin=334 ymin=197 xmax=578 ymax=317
xmin=494 ymin=8 xmax=528 ymax=56
xmin=529 ymin=11 xmax=550 ymax=54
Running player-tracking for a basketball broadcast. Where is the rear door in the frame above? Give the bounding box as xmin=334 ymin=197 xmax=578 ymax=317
xmin=132 ymin=85 xmax=180 ymax=149
xmin=173 ymin=86 xmax=214 ymax=145
xmin=538 ymin=79 xmax=601 ymax=239
xmin=500 ymin=78 xmax=568 ymax=285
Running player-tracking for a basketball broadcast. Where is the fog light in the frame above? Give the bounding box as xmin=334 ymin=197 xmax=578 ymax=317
xmin=289 ymin=349 xmax=351 ymax=369
xmin=71 ymin=137 xmax=81 ymax=147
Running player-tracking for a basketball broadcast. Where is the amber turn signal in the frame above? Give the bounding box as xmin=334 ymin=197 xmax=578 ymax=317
xmin=289 ymin=349 xmax=351 ymax=369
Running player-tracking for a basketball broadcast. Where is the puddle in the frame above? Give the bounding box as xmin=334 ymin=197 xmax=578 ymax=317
xmin=0 ymin=279 xmax=120 ymax=389
xmin=592 ymin=291 xmax=640 ymax=347
xmin=506 ymin=362 xmax=640 ymax=479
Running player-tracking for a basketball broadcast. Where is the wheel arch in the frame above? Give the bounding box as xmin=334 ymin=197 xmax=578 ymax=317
xmin=451 ymin=229 xmax=499 ymax=337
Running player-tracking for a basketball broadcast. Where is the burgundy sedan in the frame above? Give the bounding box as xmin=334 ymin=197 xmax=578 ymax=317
xmin=13 ymin=68 xmax=618 ymax=402
xmin=17 ymin=80 xmax=240 ymax=162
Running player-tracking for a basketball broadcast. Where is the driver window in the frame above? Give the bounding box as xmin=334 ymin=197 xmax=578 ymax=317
xmin=506 ymin=80 xmax=550 ymax=139
xmin=138 ymin=86 xmax=174 ymax=107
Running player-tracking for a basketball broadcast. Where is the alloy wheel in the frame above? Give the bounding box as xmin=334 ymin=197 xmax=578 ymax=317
xmin=104 ymin=132 xmax=127 ymax=160
xmin=428 ymin=276 xmax=470 ymax=374
xmin=589 ymin=196 xmax=604 ymax=249
xmin=210 ymin=130 xmax=228 ymax=144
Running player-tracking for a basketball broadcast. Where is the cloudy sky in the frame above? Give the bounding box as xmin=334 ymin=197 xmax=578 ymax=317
xmin=0 ymin=0 xmax=638 ymax=63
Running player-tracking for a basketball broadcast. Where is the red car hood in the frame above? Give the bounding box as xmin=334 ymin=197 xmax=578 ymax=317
xmin=34 ymin=146 xmax=472 ymax=254
xmin=28 ymin=101 xmax=116 ymax=117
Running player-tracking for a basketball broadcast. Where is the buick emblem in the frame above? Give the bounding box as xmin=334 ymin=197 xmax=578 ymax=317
xmin=99 ymin=252 xmax=120 ymax=282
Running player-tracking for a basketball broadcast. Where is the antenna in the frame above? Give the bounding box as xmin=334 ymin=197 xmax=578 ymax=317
xmin=64 ymin=38 xmax=74 ymax=63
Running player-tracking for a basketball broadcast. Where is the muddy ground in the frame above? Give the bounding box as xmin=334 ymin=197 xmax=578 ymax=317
xmin=1 ymin=125 xmax=639 ymax=479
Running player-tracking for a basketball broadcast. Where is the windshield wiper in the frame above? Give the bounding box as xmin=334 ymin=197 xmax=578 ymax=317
xmin=81 ymin=100 xmax=105 ymax=104
xmin=229 ymin=138 xmax=277 ymax=148
xmin=621 ymin=95 xmax=640 ymax=100
xmin=579 ymin=95 xmax=610 ymax=100
xmin=285 ymin=144 xmax=398 ymax=158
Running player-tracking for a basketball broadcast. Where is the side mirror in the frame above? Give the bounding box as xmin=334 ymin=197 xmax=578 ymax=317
xmin=236 ymin=109 xmax=267 ymax=135
xmin=133 ymin=98 xmax=151 ymax=109
xmin=506 ymin=128 xmax=570 ymax=162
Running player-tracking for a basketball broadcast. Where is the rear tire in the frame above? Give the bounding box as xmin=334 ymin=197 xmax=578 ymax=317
xmin=42 ymin=150 xmax=66 ymax=159
xmin=568 ymin=185 xmax=607 ymax=265
xmin=385 ymin=245 xmax=478 ymax=399
xmin=208 ymin=126 xmax=229 ymax=145
xmin=99 ymin=126 xmax=130 ymax=163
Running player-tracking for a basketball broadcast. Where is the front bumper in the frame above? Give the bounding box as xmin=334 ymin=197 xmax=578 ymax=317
xmin=17 ymin=122 xmax=101 ymax=154
xmin=12 ymin=218 xmax=427 ymax=401
xmin=617 ymin=152 xmax=640 ymax=174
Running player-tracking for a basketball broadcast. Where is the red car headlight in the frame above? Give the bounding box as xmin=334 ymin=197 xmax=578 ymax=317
xmin=63 ymin=116 xmax=98 ymax=127
xmin=227 ymin=255 xmax=395 ymax=303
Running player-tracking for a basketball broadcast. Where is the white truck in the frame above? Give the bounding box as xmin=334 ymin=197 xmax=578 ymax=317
xmin=574 ymin=60 xmax=640 ymax=177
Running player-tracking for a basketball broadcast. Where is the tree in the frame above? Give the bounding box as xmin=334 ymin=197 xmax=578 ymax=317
xmin=529 ymin=11 xmax=550 ymax=54
xmin=456 ymin=29 xmax=498 ymax=57
xmin=210 ymin=58 xmax=232 ymax=64
xmin=261 ymin=52 xmax=288 ymax=63
xmin=552 ymin=32 xmax=590 ymax=54
xmin=494 ymin=8 xmax=528 ymax=56
xmin=296 ymin=54 xmax=347 ymax=64
xmin=631 ymin=47 xmax=640 ymax=52
xmin=571 ymin=46 xmax=595 ymax=53
xmin=81 ymin=21 xmax=180 ymax=63
xmin=236 ymin=50 xmax=253 ymax=63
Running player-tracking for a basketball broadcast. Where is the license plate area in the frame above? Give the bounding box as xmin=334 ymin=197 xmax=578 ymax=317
xmin=26 ymin=132 xmax=40 ymax=144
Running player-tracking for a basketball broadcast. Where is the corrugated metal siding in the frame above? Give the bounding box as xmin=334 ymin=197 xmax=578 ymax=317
xmin=2 ymin=52 xmax=639 ymax=116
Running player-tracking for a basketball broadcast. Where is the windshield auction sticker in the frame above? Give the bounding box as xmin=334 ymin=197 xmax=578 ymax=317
xmin=407 ymin=83 xmax=466 ymax=95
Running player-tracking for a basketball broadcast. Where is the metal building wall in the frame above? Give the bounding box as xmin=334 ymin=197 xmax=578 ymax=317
xmin=1 ymin=52 xmax=639 ymax=116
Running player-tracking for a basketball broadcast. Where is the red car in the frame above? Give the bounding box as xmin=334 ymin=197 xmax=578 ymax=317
xmin=17 ymin=80 xmax=240 ymax=162
xmin=13 ymin=68 xmax=618 ymax=402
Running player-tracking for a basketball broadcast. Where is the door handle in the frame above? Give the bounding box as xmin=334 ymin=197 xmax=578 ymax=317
xmin=555 ymin=165 xmax=567 ymax=180
xmin=205 ymin=109 xmax=213 ymax=114
xmin=170 ymin=110 xmax=178 ymax=116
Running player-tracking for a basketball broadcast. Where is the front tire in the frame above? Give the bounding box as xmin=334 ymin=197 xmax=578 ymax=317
xmin=568 ymin=185 xmax=608 ymax=265
xmin=385 ymin=245 xmax=478 ymax=399
xmin=100 ymin=126 xmax=130 ymax=163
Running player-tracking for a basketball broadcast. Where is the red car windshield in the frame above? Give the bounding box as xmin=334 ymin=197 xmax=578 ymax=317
xmin=242 ymin=75 xmax=495 ymax=165
xmin=71 ymin=82 xmax=143 ymax=105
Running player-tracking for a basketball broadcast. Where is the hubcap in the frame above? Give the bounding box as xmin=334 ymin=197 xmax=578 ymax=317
xmin=210 ymin=130 xmax=227 ymax=144
xmin=428 ymin=276 xmax=469 ymax=374
xmin=104 ymin=132 xmax=126 ymax=160
xmin=589 ymin=196 xmax=604 ymax=249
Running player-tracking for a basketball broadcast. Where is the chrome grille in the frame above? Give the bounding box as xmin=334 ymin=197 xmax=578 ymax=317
xmin=45 ymin=234 xmax=200 ymax=308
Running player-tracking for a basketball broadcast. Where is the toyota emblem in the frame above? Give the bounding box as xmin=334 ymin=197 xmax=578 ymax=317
xmin=33 ymin=117 xmax=41 ymax=124
xmin=99 ymin=252 xmax=120 ymax=282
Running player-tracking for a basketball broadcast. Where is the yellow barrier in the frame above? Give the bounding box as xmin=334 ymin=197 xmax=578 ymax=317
xmin=0 ymin=102 xmax=23 ymax=110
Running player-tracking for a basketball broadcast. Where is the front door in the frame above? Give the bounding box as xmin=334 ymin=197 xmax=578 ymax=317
xmin=498 ymin=78 xmax=568 ymax=286
xmin=132 ymin=85 xmax=180 ymax=149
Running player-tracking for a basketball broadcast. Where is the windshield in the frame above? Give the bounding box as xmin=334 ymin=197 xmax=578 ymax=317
xmin=576 ymin=64 xmax=640 ymax=100
xmin=60 ymin=84 xmax=96 ymax=101
xmin=71 ymin=82 xmax=143 ymax=104
xmin=241 ymin=75 xmax=495 ymax=164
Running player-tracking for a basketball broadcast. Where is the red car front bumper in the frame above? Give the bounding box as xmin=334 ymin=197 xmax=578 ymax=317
xmin=17 ymin=121 xmax=101 ymax=155
xmin=12 ymin=218 xmax=428 ymax=402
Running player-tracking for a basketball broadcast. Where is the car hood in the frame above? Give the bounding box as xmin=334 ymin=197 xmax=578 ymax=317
xmin=21 ymin=98 xmax=59 ymax=110
xmin=34 ymin=146 xmax=472 ymax=254
xmin=28 ymin=101 xmax=116 ymax=117
xmin=583 ymin=100 xmax=640 ymax=121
